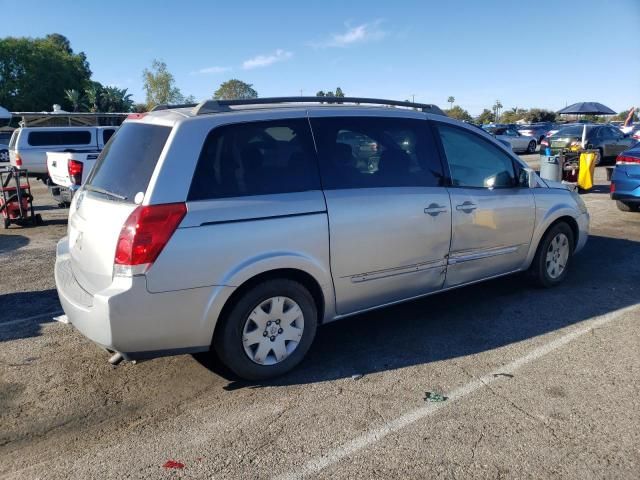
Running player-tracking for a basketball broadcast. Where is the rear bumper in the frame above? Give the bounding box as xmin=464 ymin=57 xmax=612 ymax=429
xmin=55 ymin=237 xmax=234 ymax=360
xmin=48 ymin=184 xmax=77 ymax=204
xmin=610 ymin=167 xmax=640 ymax=203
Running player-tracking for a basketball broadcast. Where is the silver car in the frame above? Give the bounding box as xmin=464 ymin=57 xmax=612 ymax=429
xmin=55 ymin=97 xmax=589 ymax=380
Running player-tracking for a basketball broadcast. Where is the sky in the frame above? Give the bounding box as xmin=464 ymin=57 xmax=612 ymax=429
xmin=1 ymin=0 xmax=639 ymax=115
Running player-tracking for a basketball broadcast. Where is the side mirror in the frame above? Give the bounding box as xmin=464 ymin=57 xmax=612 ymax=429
xmin=519 ymin=167 xmax=537 ymax=188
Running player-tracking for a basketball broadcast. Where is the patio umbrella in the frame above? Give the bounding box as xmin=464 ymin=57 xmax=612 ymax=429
xmin=557 ymin=102 xmax=616 ymax=148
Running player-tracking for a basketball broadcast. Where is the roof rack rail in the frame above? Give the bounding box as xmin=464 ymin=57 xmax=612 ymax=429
xmin=191 ymin=97 xmax=446 ymax=116
xmin=151 ymin=103 xmax=199 ymax=111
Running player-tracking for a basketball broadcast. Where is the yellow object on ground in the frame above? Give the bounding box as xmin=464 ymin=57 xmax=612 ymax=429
xmin=577 ymin=152 xmax=597 ymax=190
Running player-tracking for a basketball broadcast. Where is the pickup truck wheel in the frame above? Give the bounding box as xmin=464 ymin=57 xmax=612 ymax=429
xmin=214 ymin=279 xmax=317 ymax=381
xmin=527 ymin=140 xmax=537 ymax=153
xmin=529 ymin=222 xmax=574 ymax=288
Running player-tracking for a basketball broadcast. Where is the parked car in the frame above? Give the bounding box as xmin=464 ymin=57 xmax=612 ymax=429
xmin=485 ymin=126 xmax=537 ymax=153
xmin=47 ymin=150 xmax=101 ymax=205
xmin=541 ymin=124 xmax=637 ymax=164
xmin=610 ymin=144 xmax=640 ymax=212
xmin=9 ymin=126 xmax=117 ymax=180
xmin=55 ymin=97 xmax=589 ymax=380
xmin=517 ymin=123 xmax=554 ymax=144
xmin=0 ymin=130 xmax=11 ymax=163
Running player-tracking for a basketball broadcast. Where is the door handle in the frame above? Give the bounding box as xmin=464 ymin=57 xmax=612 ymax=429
xmin=456 ymin=201 xmax=477 ymax=213
xmin=424 ymin=203 xmax=448 ymax=216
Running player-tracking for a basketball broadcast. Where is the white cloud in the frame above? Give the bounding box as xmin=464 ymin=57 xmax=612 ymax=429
xmin=242 ymin=49 xmax=293 ymax=70
xmin=190 ymin=66 xmax=231 ymax=75
xmin=310 ymin=21 xmax=387 ymax=48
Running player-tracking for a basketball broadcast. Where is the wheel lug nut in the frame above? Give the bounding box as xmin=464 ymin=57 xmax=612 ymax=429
xmin=275 ymin=319 xmax=280 ymax=325
xmin=278 ymin=328 xmax=283 ymax=334
xmin=270 ymin=336 xmax=275 ymax=341
xmin=267 ymin=321 xmax=271 ymax=326
xmin=263 ymin=331 xmax=268 ymax=337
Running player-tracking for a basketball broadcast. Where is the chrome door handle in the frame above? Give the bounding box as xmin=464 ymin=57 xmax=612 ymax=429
xmin=424 ymin=203 xmax=448 ymax=216
xmin=456 ymin=202 xmax=477 ymax=213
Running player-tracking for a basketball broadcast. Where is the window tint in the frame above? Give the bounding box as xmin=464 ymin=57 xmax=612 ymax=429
xmin=102 ymin=129 xmax=116 ymax=144
xmin=310 ymin=116 xmax=443 ymax=189
xmin=0 ymin=132 xmax=12 ymax=143
xmin=436 ymin=124 xmax=517 ymax=189
xmin=188 ymin=119 xmax=320 ymax=200
xmin=27 ymin=130 xmax=92 ymax=147
xmin=86 ymin=123 xmax=171 ymax=202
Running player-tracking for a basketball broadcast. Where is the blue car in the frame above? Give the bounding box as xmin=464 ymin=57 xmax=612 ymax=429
xmin=611 ymin=143 xmax=640 ymax=212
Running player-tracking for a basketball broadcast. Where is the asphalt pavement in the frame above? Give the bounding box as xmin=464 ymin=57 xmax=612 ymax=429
xmin=1 ymin=163 xmax=638 ymax=479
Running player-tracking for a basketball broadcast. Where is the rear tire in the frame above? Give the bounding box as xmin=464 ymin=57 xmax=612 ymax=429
xmin=529 ymin=222 xmax=574 ymax=288
xmin=616 ymin=200 xmax=639 ymax=212
xmin=527 ymin=140 xmax=537 ymax=153
xmin=214 ymin=279 xmax=318 ymax=381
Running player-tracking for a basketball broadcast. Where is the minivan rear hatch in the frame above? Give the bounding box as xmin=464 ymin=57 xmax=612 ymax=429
xmin=68 ymin=122 xmax=172 ymax=294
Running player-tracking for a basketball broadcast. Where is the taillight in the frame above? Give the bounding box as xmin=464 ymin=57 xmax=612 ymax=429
xmin=15 ymin=154 xmax=22 ymax=166
xmin=68 ymin=160 xmax=83 ymax=185
xmin=610 ymin=182 xmax=615 ymax=193
xmin=616 ymin=155 xmax=640 ymax=165
xmin=114 ymin=203 xmax=187 ymax=276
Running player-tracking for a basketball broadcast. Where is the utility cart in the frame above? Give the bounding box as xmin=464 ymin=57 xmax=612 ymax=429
xmin=0 ymin=167 xmax=42 ymax=228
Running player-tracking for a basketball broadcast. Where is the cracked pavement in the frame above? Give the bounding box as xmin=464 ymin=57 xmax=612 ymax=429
xmin=1 ymin=162 xmax=639 ymax=479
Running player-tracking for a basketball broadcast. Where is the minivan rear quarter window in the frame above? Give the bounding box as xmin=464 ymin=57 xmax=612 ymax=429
xmin=86 ymin=123 xmax=171 ymax=202
xmin=27 ymin=130 xmax=92 ymax=146
xmin=189 ymin=119 xmax=320 ymax=200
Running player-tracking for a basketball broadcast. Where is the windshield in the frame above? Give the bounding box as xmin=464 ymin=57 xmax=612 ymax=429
xmin=554 ymin=125 xmax=592 ymax=137
xmin=85 ymin=122 xmax=171 ymax=202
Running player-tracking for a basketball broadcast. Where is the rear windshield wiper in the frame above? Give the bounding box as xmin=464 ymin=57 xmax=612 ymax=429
xmin=84 ymin=185 xmax=127 ymax=201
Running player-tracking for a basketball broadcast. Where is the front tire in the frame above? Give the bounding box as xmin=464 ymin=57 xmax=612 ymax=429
xmin=214 ymin=279 xmax=318 ymax=380
xmin=527 ymin=140 xmax=537 ymax=154
xmin=529 ymin=222 xmax=574 ymax=288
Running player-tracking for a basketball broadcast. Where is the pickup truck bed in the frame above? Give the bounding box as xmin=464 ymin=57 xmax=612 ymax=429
xmin=47 ymin=150 xmax=99 ymax=205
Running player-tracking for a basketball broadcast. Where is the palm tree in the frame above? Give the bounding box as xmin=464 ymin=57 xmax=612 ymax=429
xmin=493 ymin=100 xmax=503 ymax=122
xmin=85 ymin=85 xmax=101 ymax=112
xmin=64 ymin=89 xmax=83 ymax=112
xmin=447 ymin=96 xmax=455 ymax=109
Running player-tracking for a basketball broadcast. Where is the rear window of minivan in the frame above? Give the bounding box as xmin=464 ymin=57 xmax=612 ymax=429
xmin=85 ymin=122 xmax=171 ymax=202
xmin=27 ymin=130 xmax=92 ymax=146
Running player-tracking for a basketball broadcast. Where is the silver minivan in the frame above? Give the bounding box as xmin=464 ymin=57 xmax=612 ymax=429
xmin=55 ymin=98 xmax=589 ymax=380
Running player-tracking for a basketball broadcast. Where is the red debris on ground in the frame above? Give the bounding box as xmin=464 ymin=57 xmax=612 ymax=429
xmin=163 ymin=460 xmax=185 ymax=469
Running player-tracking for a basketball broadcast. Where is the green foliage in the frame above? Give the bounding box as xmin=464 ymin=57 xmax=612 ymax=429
xmin=335 ymin=87 xmax=345 ymax=98
xmin=476 ymin=109 xmax=495 ymax=125
xmin=612 ymin=109 xmax=638 ymax=122
xmin=447 ymin=96 xmax=455 ymax=109
xmin=524 ymin=108 xmax=556 ymax=123
xmin=0 ymin=34 xmax=92 ymax=111
xmin=133 ymin=103 xmax=147 ymax=113
xmin=316 ymin=91 xmax=326 ymax=97
xmin=143 ymin=59 xmax=185 ymax=108
xmin=500 ymin=108 xmax=527 ymax=124
xmin=445 ymin=105 xmax=472 ymax=122
xmin=64 ymin=89 xmax=85 ymax=112
xmin=213 ymin=79 xmax=258 ymax=100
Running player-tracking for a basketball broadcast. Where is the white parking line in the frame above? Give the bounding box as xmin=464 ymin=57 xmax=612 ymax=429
xmin=274 ymin=303 xmax=639 ymax=480
xmin=0 ymin=310 xmax=64 ymax=329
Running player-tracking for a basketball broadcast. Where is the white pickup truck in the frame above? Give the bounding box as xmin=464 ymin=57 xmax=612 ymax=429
xmin=46 ymin=150 xmax=100 ymax=205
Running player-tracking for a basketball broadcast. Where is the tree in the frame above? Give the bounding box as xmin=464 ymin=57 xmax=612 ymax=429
xmin=500 ymin=107 xmax=527 ymax=124
xmin=64 ymin=89 xmax=84 ymax=112
xmin=315 ymin=91 xmax=326 ymax=97
xmin=0 ymin=34 xmax=92 ymax=111
xmin=612 ymin=108 xmax=638 ymax=123
xmin=475 ymin=109 xmax=495 ymax=125
xmin=447 ymin=96 xmax=455 ymax=109
xmin=143 ymin=59 xmax=184 ymax=108
xmin=524 ymin=108 xmax=556 ymax=123
xmin=133 ymin=103 xmax=147 ymax=113
xmin=445 ymin=105 xmax=472 ymax=122
xmin=213 ymin=79 xmax=258 ymax=100
xmin=492 ymin=100 xmax=503 ymax=123
xmin=335 ymin=87 xmax=345 ymax=98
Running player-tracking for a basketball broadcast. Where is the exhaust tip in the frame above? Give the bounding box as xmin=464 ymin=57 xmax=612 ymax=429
xmin=108 ymin=352 xmax=124 ymax=365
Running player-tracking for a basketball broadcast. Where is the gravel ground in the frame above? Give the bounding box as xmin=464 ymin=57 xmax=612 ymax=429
xmin=1 ymin=163 xmax=638 ymax=479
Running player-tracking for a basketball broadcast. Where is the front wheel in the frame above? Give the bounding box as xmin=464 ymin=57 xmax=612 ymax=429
xmin=214 ymin=279 xmax=318 ymax=380
xmin=529 ymin=222 xmax=574 ymax=288
xmin=527 ymin=140 xmax=537 ymax=154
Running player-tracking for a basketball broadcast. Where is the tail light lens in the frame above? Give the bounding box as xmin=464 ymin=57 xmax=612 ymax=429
xmin=114 ymin=203 xmax=187 ymax=276
xmin=15 ymin=154 xmax=22 ymax=166
xmin=616 ymin=155 xmax=640 ymax=165
xmin=68 ymin=160 xmax=83 ymax=185
xmin=610 ymin=182 xmax=615 ymax=193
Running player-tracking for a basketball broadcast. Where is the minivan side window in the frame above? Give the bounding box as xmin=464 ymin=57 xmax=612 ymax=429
xmin=310 ymin=116 xmax=444 ymax=189
xmin=188 ymin=119 xmax=320 ymax=201
xmin=27 ymin=130 xmax=91 ymax=147
xmin=436 ymin=124 xmax=517 ymax=189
